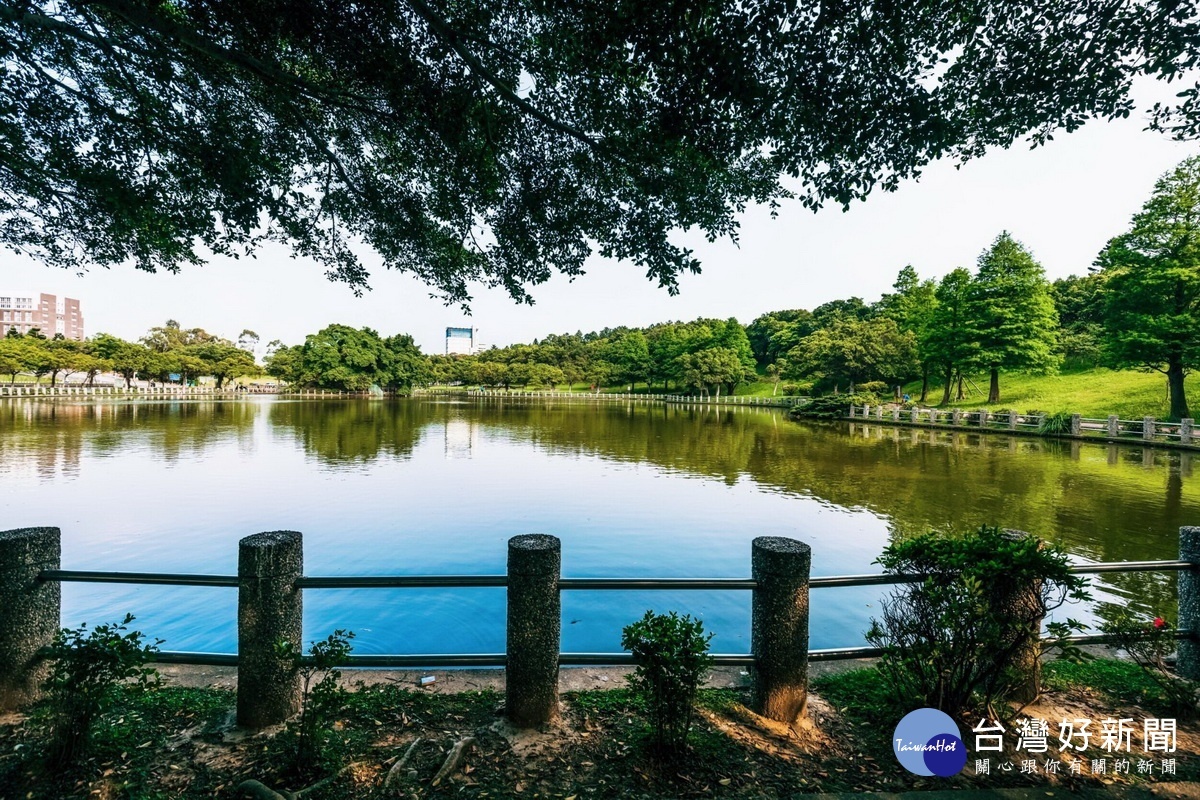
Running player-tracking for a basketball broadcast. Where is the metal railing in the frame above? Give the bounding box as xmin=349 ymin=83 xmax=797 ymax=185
xmin=33 ymin=558 xmax=1198 ymax=667
xmin=849 ymin=404 xmax=1198 ymax=448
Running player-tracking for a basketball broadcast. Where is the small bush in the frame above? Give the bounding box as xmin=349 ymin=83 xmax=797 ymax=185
xmin=1038 ymin=411 xmax=1073 ymax=436
xmin=621 ymin=611 xmax=713 ymax=756
xmin=42 ymin=614 xmax=161 ymax=768
xmin=857 ymin=380 xmax=889 ymax=394
xmin=1100 ymin=611 xmax=1198 ymax=719
xmin=866 ymin=527 xmax=1090 ymax=716
xmin=792 ymin=393 xmax=876 ymax=420
xmin=277 ymin=630 xmax=355 ymax=778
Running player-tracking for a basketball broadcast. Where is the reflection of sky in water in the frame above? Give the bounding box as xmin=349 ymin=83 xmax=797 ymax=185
xmin=0 ymin=398 xmax=1191 ymax=656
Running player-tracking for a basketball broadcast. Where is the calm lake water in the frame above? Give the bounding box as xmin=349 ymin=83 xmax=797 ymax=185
xmin=1 ymin=397 xmax=1192 ymax=658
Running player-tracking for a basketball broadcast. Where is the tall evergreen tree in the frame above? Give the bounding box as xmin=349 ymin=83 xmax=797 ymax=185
xmin=1096 ymin=156 xmax=1200 ymax=420
xmin=923 ymin=269 xmax=978 ymax=404
xmin=969 ymin=233 xmax=1060 ymax=404
xmin=878 ymin=266 xmax=939 ymax=401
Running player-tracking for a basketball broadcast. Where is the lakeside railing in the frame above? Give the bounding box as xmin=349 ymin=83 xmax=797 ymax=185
xmin=849 ymin=404 xmax=1198 ymax=448
xmin=462 ymin=389 xmax=807 ymax=408
xmin=0 ymin=384 xmax=277 ymax=398
xmin=1 ymin=526 xmax=1198 ymax=729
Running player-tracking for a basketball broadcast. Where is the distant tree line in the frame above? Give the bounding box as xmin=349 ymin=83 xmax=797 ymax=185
xmin=416 ymin=317 xmax=756 ymax=397
xmin=0 ymin=320 xmax=259 ymax=388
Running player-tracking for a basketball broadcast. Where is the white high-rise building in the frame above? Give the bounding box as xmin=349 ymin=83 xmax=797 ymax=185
xmin=445 ymin=326 xmax=479 ymax=355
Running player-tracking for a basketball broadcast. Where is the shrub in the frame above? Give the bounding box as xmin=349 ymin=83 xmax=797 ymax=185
xmin=42 ymin=613 xmax=161 ymax=768
xmin=277 ymin=630 xmax=355 ymax=777
xmin=1100 ymin=611 xmax=1198 ymax=719
xmin=1038 ymin=411 xmax=1073 ymax=436
xmin=865 ymin=527 xmax=1090 ymax=716
xmin=621 ymin=611 xmax=713 ymax=756
xmin=792 ymin=392 xmax=876 ymax=420
xmin=857 ymin=380 xmax=889 ymax=395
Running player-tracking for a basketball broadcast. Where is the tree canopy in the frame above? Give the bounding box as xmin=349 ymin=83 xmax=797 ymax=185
xmin=5 ymin=2 xmax=1200 ymax=305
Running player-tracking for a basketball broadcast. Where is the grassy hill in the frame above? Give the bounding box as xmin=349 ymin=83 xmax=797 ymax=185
xmin=901 ymin=368 xmax=1200 ymax=420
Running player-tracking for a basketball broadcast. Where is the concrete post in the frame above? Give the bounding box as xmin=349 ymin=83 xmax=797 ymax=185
xmin=506 ymin=534 xmax=561 ymax=727
xmin=951 ymin=410 xmax=962 ymax=426
xmin=1144 ymin=417 xmax=1155 ymax=442
xmin=0 ymin=527 xmax=60 ymax=710
xmin=1009 ymin=411 xmax=1018 ymax=431
xmin=892 ymin=407 xmax=900 ymax=422
xmin=1178 ymin=527 xmax=1200 ymax=681
xmin=1108 ymin=415 xmax=1119 ymax=438
xmin=1002 ymin=529 xmax=1043 ymax=703
xmin=1182 ymin=419 xmax=1194 ymax=445
xmin=751 ymin=537 xmax=811 ymax=723
xmin=1070 ymin=414 xmax=1081 ymax=436
xmin=875 ymin=405 xmax=884 ymax=421
xmin=980 ymin=410 xmax=990 ymax=427
xmin=848 ymin=404 xmax=855 ymax=419
xmin=237 ymin=530 xmax=303 ymax=728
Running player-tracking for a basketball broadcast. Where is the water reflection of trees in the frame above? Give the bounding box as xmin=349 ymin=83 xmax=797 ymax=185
xmin=450 ymin=402 xmax=1196 ymax=560
xmin=267 ymin=400 xmax=428 ymax=464
xmin=0 ymin=400 xmax=257 ymax=475
xmin=451 ymin=400 xmax=1196 ymax=620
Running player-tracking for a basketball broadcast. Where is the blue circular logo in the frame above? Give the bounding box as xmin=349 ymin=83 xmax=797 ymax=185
xmin=892 ymin=708 xmax=967 ymax=777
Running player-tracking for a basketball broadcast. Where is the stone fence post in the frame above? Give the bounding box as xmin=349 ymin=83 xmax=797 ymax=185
xmin=237 ymin=531 xmax=303 ymax=728
xmin=1009 ymin=411 xmax=1018 ymax=431
xmin=752 ymin=536 xmax=811 ymax=723
xmin=1144 ymin=417 xmax=1156 ymax=442
xmin=951 ymin=410 xmax=962 ymax=426
xmin=0 ymin=528 xmax=60 ymax=710
xmin=1182 ymin=419 xmax=1194 ymax=446
xmin=1070 ymin=414 xmax=1081 ymax=436
xmin=507 ymin=534 xmax=561 ymax=727
xmin=1108 ymin=415 xmax=1120 ymax=438
xmin=1179 ymin=527 xmax=1200 ymax=681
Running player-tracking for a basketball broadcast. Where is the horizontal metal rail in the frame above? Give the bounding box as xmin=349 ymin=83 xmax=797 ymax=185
xmin=41 ymin=569 xmax=238 ymax=587
xmin=298 ymin=575 xmax=507 ymax=589
xmin=151 ymin=629 xmax=1193 ymax=670
xmin=558 ymin=577 xmax=757 ymax=590
xmin=1068 ymin=560 xmax=1193 ymax=574
xmin=41 ymin=559 xmax=1198 ymax=591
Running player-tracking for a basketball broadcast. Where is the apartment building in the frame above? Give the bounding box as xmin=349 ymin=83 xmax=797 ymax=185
xmin=0 ymin=292 xmax=85 ymax=340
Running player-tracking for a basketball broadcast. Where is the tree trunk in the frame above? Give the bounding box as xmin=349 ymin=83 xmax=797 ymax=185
xmin=988 ymin=367 xmax=1000 ymax=404
xmin=919 ymin=366 xmax=929 ymax=403
xmin=1168 ymin=358 xmax=1190 ymax=420
xmin=941 ymin=368 xmax=952 ymax=405
xmin=50 ymin=371 xmax=58 ymax=387
xmin=955 ymin=373 xmax=965 ymax=401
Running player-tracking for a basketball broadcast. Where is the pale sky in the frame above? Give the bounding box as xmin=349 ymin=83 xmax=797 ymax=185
xmin=2 ymin=80 xmax=1197 ymax=355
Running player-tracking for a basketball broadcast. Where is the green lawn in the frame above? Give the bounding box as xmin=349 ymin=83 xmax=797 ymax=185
xmin=902 ymin=368 xmax=1200 ymax=420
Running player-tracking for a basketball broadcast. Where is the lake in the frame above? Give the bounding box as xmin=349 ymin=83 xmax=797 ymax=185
xmin=0 ymin=397 xmax=1192 ymax=658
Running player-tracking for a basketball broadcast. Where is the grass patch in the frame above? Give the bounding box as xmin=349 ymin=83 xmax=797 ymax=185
xmin=904 ymin=368 xmax=1200 ymax=420
xmin=1044 ymin=658 xmax=1185 ymax=715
